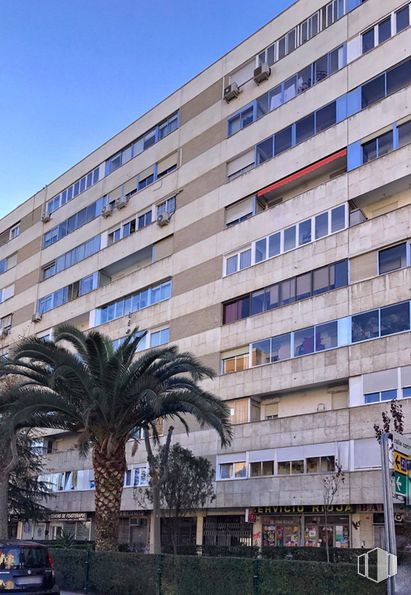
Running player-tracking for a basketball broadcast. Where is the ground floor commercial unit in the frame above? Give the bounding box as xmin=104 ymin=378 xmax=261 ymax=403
xmin=17 ymin=502 xmax=410 ymax=552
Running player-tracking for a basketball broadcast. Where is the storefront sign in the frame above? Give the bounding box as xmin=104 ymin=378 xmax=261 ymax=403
xmin=120 ymin=511 xmax=148 ymax=518
xmin=50 ymin=513 xmax=88 ymax=521
xmin=255 ymin=504 xmax=353 ymax=515
xmin=357 ymin=504 xmax=384 ymax=512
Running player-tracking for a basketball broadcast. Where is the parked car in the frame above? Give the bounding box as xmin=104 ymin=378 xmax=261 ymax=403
xmin=0 ymin=541 xmax=59 ymax=594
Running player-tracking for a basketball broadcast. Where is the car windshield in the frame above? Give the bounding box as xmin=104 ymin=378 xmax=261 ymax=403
xmin=0 ymin=546 xmax=48 ymax=569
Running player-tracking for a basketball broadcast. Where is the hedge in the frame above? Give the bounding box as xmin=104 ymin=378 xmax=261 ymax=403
xmin=51 ymin=549 xmax=386 ymax=595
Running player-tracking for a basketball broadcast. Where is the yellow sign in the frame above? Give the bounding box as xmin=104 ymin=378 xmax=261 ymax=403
xmin=394 ymin=450 xmax=410 ymax=475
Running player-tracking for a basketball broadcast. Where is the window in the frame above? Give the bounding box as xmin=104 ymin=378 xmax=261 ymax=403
xmin=361 ymin=74 xmax=385 ymax=108
xmin=157 ymin=196 xmax=176 ymax=217
xmin=134 ymin=466 xmax=148 ymax=487
xmin=46 ymin=167 xmax=100 ymax=215
xmin=95 ymin=281 xmax=172 ymax=325
xmin=227 ymin=150 xmax=255 ymax=181
xmin=398 ymin=120 xmax=411 ymax=147
xmin=352 ymin=310 xmax=379 ymax=342
xmin=315 ymin=321 xmax=338 ymax=350
xmin=224 ymin=206 xmax=347 ymax=277
xmin=274 ymin=126 xmax=292 ymax=155
xmin=222 ymin=300 xmax=411 ymax=374
xmin=294 ymin=327 xmax=315 ymax=356
xmin=378 ymin=17 xmax=391 ymax=43
xmin=138 ymin=210 xmax=152 ymax=229
xmin=271 ymin=334 xmax=291 ymax=362
xmin=278 ymin=460 xmax=304 ymax=475
xmin=296 ymin=114 xmax=314 ymax=144
xmin=380 ymin=302 xmax=410 ymax=336
xmin=43 ymin=197 xmax=105 ymax=248
xmin=250 ymin=461 xmax=274 ymax=477
xmin=225 ymin=196 xmax=255 ymax=227
xmin=219 ymin=462 xmax=246 ymax=480
xmin=396 ymin=6 xmax=410 ymax=32
xmin=9 ymin=224 xmax=20 ymax=240
xmin=105 ymin=112 xmax=179 ymax=175
xmin=149 ymin=328 xmax=169 ymax=348
xmin=365 ymin=390 xmax=397 ymax=404
xmin=256 ymin=138 xmax=274 ymax=165
xmin=403 ymin=387 xmax=411 ymax=398
xmin=315 ymin=102 xmax=336 ymax=132
xmin=307 ymin=456 xmax=335 ymax=473
xmin=378 ymin=243 xmax=407 ymax=274
xmin=228 ymin=105 xmax=255 ymax=135
xmin=331 ymin=205 xmax=345 ymax=232
xmin=362 ymin=27 xmax=374 ymax=53
xmin=386 ymin=59 xmax=411 ymax=95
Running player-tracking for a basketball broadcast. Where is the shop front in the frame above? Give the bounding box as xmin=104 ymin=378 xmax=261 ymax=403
xmin=256 ymin=505 xmax=353 ymax=548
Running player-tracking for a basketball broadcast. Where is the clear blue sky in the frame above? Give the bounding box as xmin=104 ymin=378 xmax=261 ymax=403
xmin=0 ymin=0 xmax=294 ymax=218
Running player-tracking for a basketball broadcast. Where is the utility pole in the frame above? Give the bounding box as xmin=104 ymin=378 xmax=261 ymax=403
xmin=380 ymin=432 xmax=396 ymax=595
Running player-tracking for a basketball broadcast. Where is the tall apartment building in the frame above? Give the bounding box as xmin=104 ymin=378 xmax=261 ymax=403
xmin=2 ymin=0 xmax=411 ymax=551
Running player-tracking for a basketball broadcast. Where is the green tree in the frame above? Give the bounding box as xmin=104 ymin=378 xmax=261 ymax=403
xmin=0 ymin=426 xmax=50 ymax=540
xmin=142 ymin=440 xmax=215 ymax=554
xmin=0 ymin=325 xmax=231 ymax=551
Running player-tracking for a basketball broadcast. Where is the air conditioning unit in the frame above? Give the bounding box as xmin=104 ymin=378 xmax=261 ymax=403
xmin=0 ymin=326 xmax=10 ymax=338
xmin=101 ymin=205 xmax=113 ymax=218
xmin=41 ymin=211 xmax=51 ymax=223
xmin=156 ymin=212 xmax=172 ymax=227
xmin=224 ymin=82 xmax=240 ymax=102
xmin=115 ymin=195 xmax=129 ymax=209
xmin=253 ymin=62 xmax=271 ymax=84
xmin=32 ymin=312 xmax=43 ymax=323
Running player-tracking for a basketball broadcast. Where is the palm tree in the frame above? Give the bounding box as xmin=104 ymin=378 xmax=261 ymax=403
xmin=0 ymin=325 xmax=232 ymax=551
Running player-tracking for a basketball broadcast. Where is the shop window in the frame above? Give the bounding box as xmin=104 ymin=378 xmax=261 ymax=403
xmin=396 ymin=6 xmax=410 ymax=32
xmin=250 ymin=461 xmax=274 ymax=477
xmin=351 ymin=310 xmax=379 ymax=342
xmin=380 ymin=302 xmax=410 ymax=336
xmin=378 ymin=243 xmax=407 ymax=274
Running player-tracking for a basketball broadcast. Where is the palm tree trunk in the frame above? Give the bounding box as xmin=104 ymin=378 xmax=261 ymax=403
xmin=0 ymin=476 xmax=9 ymax=540
xmin=92 ymin=443 xmax=125 ymax=552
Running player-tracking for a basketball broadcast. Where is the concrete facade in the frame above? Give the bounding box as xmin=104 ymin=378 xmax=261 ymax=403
xmin=2 ymin=0 xmax=411 ymax=551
